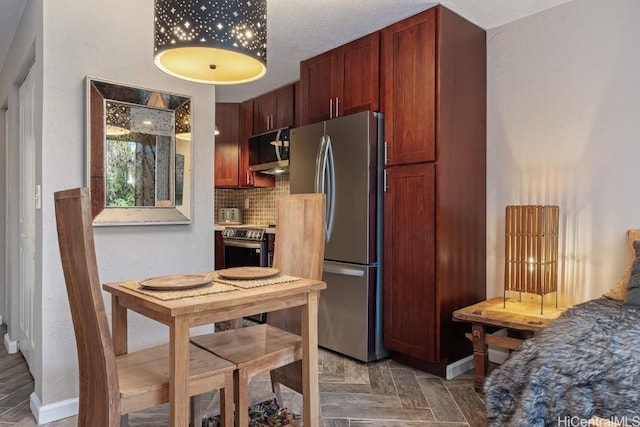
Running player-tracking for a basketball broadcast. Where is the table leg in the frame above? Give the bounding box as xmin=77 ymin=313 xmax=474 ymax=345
xmin=302 ymin=290 xmax=320 ymax=427
xmin=471 ymin=322 xmax=488 ymax=392
xmin=169 ymin=316 xmax=190 ymax=426
xmin=111 ymin=295 xmax=128 ymax=356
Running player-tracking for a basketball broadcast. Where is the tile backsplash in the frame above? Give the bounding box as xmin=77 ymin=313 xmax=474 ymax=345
xmin=214 ymin=174 xmax=290 ymax=226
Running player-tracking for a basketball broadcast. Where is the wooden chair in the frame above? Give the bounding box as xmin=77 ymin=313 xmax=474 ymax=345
xmin=54 ymin=188 xmax=235 ymax=427
xmin=191 ymin=193 xmax=326 ymax=426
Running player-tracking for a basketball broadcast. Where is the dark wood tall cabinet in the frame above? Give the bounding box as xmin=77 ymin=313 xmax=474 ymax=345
xmin=381 ymin=6 xmax=487 ymax=376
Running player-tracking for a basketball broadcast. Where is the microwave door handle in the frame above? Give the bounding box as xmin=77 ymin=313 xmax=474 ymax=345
xmin=274 ymin=129 xmax=282 ymax=161
xmin=325 ymin=136 xmax=336 ymax=241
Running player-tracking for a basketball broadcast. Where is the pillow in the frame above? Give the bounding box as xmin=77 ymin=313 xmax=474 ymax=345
xmin=603 ymin=229 xmax=640 ymax=301
xmin=624 ymin=240 xmax=640 ymax=307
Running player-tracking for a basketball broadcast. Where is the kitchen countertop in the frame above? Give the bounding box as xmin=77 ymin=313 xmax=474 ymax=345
xmin=214 ymin=223 xmax=276 ymax=234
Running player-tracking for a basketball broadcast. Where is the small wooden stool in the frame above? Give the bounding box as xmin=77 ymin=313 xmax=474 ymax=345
xmin=452 ymin=297 xmax=567 ymax=391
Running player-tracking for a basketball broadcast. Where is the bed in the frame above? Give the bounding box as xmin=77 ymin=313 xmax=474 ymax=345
xmin=484 ymin=229 xmax=640 ymax=427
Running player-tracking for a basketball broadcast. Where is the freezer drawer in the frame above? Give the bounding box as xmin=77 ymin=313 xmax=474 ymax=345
xmin=318 ymin=261 xmax=381 ymax=362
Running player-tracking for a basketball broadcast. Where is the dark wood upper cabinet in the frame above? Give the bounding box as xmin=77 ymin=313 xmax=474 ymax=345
xmin=299 ymin=51 xmax=335 ymax=125
xmin=300 ymin=32 xmax=380 ymax=125
xmin=253 ymin=84 xmax=295 ymax=133
xmin=381 ymin=10 xmax=436 ymax=165
xmin=338 ymin=32 xmax=380 ymax=117
xmin=240 ymin=99 xmax=274 ymax=188
xmin=214 ymin=103 xmax=240 ymax=188
xmin=215 ymin=100 xmax=275 ymax=189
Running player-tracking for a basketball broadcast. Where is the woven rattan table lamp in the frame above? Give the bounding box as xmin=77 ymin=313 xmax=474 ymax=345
xmin=504 ymin=205 xmax=559 ymax=314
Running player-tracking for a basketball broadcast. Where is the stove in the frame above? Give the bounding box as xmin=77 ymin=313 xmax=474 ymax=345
xmin=221 ymin=227 xmax=267 ymax=241
xmin=221 ymin=226 xmax=269 ymax=324
xmin=221 ymin=226 xmax=269 ymax=268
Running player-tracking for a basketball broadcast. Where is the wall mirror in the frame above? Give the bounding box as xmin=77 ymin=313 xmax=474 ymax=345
xmin=86 ymin=77 xmax=192 ymax=225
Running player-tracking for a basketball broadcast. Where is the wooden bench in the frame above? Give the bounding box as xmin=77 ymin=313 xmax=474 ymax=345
xmin=453 ymin=296 xmax=567 ymax=391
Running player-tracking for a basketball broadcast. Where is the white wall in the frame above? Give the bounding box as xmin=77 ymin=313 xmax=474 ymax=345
xmin=0 ymin=0 xmax=217 ymax=420
xmin=0 ymin=109 xmax=5 ymax=325
xmin=487 ymin=0 xmax=640 ymax=305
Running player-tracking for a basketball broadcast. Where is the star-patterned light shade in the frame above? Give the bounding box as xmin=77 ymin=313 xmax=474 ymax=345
xmin=154 ymin=0 xmax=267 ymax=85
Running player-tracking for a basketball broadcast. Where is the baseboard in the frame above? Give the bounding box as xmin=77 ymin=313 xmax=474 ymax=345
xmin=4 ymin=332 xmax=17 ymax=354
xmin=30 ymin=392 xmax=78 ymax=424
xmin=488 ymin=346 xmax=510 ymax=364
xmin=446 ymin=354 xmax=474 ymax=380
xmin=488 ymin=328 xmax=510 ymax=364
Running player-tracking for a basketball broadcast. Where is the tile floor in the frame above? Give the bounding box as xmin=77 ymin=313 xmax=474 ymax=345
xmin=0 ymin=324 xmax=487 ymax=426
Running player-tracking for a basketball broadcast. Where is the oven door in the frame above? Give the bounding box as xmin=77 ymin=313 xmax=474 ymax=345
xmin=223 ymin=238 xmax=268 ymax=323
xmin=223 ymin=239 xmax=268 ymax=268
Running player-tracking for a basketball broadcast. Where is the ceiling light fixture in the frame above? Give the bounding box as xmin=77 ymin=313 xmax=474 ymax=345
xmin=153 ymin=0 xmax=267 ymax=85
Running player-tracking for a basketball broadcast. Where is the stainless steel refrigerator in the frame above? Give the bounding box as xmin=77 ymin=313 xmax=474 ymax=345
xmin=289 ymin=110 xmax=388 ymax=362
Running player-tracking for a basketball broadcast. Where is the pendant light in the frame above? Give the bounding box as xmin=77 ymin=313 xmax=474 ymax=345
xmin=154 ymin=0 xmax=267 ymax=85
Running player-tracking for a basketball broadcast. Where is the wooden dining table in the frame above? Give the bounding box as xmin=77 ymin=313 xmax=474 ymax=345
xmin=103 ymin=273 xmax=326 ymax=426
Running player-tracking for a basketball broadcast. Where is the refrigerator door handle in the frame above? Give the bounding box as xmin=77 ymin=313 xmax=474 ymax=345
xmin=314 ymin=135 xmax=328 ymax=193
xmin=325 ymin=136 xmax=336 ymax=241
xmin=323 ymin=263 xmax=365 ymax=277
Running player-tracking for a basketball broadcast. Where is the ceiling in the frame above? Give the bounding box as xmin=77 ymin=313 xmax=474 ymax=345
xmin=0 ymin=0 xmax=573 ymax=103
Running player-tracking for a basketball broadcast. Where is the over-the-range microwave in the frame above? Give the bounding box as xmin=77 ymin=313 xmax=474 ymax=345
xmin=248 ymin=127 xmax=290 ymax=175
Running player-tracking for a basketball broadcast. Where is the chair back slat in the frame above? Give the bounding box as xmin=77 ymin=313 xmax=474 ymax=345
xmin=268 ymin=193 xmax=326 ymax=335
xmin=54 ymin=188 xmax=120 ymax=425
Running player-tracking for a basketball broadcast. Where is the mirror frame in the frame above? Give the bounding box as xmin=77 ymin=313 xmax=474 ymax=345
xmin=86 ymin=77 xmax=193 ymax=226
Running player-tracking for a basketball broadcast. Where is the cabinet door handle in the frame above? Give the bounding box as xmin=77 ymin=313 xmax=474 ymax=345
xmin=384 ymin=141 xmax=389 ymax=165
xmin=270 ymin=114 xmax=274 ymax=129
xmin=335 ymin=97 xmax=340 ymax=117
xmin=329 ymin=98 xmax=333 ymax=118
xmin=384 ymin=169 xmax=388 ymax=192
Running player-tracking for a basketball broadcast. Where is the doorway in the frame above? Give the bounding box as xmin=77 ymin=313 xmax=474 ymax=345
xmin=3 ymin=64 xmax=37 ymax=369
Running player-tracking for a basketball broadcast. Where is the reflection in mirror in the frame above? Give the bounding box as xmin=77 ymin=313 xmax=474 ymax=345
xmin=104 ymin=103 xmax=174 ymax=207
xmin=86 ymin=77 xmax=192 ymax=225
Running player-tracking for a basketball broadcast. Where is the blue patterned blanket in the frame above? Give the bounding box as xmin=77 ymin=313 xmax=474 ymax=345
xmin=485 ymin=298 xmax=640 ymax=426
